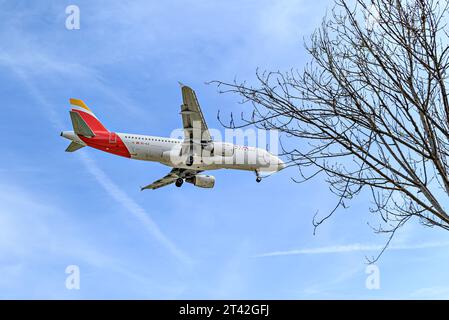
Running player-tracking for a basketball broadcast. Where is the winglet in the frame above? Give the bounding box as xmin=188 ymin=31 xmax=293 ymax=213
xmin=70 ymin=98 xmax=91 ymax=112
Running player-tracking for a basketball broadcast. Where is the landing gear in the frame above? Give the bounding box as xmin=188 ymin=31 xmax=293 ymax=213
xmin=186 ymin=155 xmax=194 ymax=167
xmin=175 ymin=178 xmax=184 ymax=187
xmin=255 ymin=170 xmax=262 ymax=183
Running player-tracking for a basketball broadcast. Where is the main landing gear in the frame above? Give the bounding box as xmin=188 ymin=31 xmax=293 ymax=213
xmin=255 ymin=170 xmax=262 ymax=183
xmin=175 ymin=178 xmax=184 ymax=187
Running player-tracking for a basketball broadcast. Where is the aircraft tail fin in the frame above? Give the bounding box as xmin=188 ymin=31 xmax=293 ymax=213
xmin=69 ymin=111 xmax=96 ymax=137
xmin=69 ymin=98 xmax=109 ymax=136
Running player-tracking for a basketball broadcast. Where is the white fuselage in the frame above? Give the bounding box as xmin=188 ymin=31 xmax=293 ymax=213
xmin=117 ymin=132 xmax=285 ymax=172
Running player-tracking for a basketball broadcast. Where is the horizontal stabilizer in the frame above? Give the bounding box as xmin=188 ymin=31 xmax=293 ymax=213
xmin=65 ymin=141 xmax=85 ymax=152
xmin=69 ymin=111 xmax=96 ymax=137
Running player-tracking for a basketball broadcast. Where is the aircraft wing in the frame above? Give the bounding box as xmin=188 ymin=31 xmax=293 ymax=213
xmin=180 ymin=85 xmax=212 ymax=156
xmin=141 ymin=168 xmax=202 ymax=190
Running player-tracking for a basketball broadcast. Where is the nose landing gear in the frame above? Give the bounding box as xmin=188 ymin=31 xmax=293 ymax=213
xmin=255 ymin=170 xmax=262 ymax=183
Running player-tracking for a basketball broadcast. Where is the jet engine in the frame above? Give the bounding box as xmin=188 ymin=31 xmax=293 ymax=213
xmin=202 ymin=142 xmax=214 ymax=152
xmin=212 ymin=142 xmax=234 ymax=157
xmin=186 ymin=174 xmax=216 ymax=188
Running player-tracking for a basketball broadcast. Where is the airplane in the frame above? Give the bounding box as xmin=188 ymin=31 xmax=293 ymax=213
xmin=60 ymin=84 xmax=285 ymax=190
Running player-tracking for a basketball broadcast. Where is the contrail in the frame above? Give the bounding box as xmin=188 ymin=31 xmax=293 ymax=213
xmin=254 ymin=241 xmax=449 ymax=258
xmin=13 ymin=67 xmax=190 ymax=264
xmin=79 ymin=152 xmax=191 ymax=263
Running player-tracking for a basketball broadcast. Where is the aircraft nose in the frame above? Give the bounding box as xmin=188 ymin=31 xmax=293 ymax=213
xmin=277 ymin=159 xmax=286 ymax=171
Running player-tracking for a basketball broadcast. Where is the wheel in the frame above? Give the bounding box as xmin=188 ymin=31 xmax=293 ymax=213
xmin=175 ymin=178 xmax=184 ymax=187
xmin=256 ymin=177 xmax=262 ymax=183
xmin=186 ymin=155 xmax=194 ymax=166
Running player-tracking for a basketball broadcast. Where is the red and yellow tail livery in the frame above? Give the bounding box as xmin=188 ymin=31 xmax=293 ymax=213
xmin=62 ymin=98 xmax=130 ymax=158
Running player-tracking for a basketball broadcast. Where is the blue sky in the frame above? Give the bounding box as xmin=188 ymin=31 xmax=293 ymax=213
xmin=0 ymin=0 xmax=449 ymax=299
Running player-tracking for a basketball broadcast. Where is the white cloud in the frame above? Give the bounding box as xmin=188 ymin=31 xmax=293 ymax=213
xmin=254 ymin=241 xmax=449 ymax=258
xmin=0 ymin=181 xmax=180 ymax=297
xmin=411 ymin=286 xmax=449 ymax=299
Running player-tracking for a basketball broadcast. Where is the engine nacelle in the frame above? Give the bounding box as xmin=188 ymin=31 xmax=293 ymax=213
xmin=202 ymin=142 xmax=214 ymax=152
xmin=186 ymin=174 xmax=216 ymax=188
xmin=212 ymin=142 xmax=234 ymax=157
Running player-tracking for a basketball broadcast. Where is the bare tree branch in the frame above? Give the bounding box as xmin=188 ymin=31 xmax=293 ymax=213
xmin=213 ymin=0 xmax=449 ymax=257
